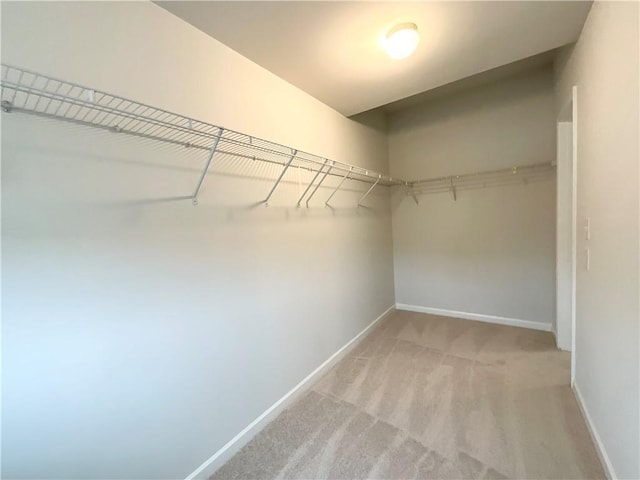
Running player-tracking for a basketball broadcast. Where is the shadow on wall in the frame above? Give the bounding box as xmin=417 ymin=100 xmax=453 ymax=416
xmin=2 ymin=114 xmax=391 ymax=221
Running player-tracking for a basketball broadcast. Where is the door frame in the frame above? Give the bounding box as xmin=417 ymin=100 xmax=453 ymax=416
xmin=556 ymin=85 xmax=578 ymax=384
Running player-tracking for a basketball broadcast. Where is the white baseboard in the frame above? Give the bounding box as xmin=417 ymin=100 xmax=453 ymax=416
xmin=396 ymin=303 xmax=552 ymax=332
xmin=572 ymin=383 xmax=617 ymax=480
xmin=184 ymin=304 xmax=396 ymax=480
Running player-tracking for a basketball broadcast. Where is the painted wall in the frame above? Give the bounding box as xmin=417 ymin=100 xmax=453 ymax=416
xmin=1 ymin=2 xmax=395 ymax=479
xmin=389 ymin=67 xmax=557 ymax=328
xmin=554 ymin=2 xmax=640 ymax=478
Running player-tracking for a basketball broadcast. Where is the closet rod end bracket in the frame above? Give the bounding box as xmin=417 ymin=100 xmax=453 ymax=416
xmin=2 ymin=101 xmax=13 ymax=113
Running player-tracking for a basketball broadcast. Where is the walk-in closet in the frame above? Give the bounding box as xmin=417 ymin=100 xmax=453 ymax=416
xmin=2 ymin=2 xmax=638 ymax=480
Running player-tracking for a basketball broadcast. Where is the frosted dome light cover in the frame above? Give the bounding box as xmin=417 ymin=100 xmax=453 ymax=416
xmin=383 ymin=23 xmax=419 ymax=59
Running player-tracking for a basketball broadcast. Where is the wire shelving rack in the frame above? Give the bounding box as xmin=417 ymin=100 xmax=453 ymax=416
xmin=407 ymin=162 xmax=555 ymax=203
xmin=1 ymin=64 xmax=556 ymax=207
xmin=0 ymin=64 xmax=402 ymax=207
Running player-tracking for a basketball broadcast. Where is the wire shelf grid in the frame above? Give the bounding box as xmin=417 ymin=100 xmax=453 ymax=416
xmin=409 ymin=162 xmax=555 ymax=201
xmin=0 ymin=64 xmax=401 ymax=203
xmin=1 ymin=64 xmax=556 ymax=206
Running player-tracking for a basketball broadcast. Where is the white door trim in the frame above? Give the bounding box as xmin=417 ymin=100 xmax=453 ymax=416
xmin=570 ymin=85 xmax=578 ymax=385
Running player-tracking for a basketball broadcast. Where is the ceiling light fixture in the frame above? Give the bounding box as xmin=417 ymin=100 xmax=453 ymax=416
xmin=383 ymin=22 xmax=419 ymax=60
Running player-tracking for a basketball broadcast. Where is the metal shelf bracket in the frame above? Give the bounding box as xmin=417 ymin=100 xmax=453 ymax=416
xmin=263 ymin=149 xmax=297 ymax=206
xmin=407 ymin=183 xmax=419 ymax=205
xmin=306 ymin=161 xmax=334 ymax=207
xmin=325 ymin=166 xmax=352 ymax=206
xmin=192 ymin=128 xmax=224 ymax=205
xmin=358 ymin=174 xmax=381 ymax=207
xmin=297 ymin=159 xmax=328 ymax=207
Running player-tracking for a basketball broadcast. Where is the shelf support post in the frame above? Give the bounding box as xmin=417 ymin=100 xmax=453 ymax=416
xmin=264 ymin=149 xmax=297 ymax=206
xmin=192 ymin=128 xmax=224 ymax=205
xmin=450 ymin=178 xmax=457 ymax=201
xmin=325 ymin=167 xmax=352 ymax=206
xmin=407 ymin=183 xmax=419 ymax=205
xmin=358 ymin=174 xmax=381 ymax=207
xmin=306 ymin=161 xmax=334 ymax=207
xmin=296 ymin=159 xmax=328 ymax=207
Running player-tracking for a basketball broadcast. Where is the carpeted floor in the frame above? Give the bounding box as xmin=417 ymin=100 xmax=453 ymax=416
xmin=211 ymin=310 xmax=605 ymax=479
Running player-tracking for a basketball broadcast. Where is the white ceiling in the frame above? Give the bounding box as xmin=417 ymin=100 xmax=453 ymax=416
xmin=159 ymin=1 xmax=592 ymax=116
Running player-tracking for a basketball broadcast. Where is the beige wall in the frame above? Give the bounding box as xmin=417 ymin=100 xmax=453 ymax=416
xmin=554 ymin=2 xmax=640 ymax=478
xmin=1 ymin=2 xmax=394 ymax=479
xmin=389 ymin=67 xmax=557 ymax=327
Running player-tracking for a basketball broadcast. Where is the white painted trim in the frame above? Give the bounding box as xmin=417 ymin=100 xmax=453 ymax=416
xmin=555 ymin=120 xmax=574 ymax=352
xmin=396 ymin=304 xmax=552 ymax=332
xmin=573 ymin=383 xmax=616 ymax=479
xmin=571 ymin=85 xmax=578 ymax=385
xmin=184 ymin=305 xmax=396 ymax=480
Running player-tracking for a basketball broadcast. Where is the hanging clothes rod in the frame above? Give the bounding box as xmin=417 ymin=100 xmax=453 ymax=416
xmin=0 ymin=64 xmax=401 ymax=204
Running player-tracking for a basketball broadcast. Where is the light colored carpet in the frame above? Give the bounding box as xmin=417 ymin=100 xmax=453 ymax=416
xmin=211 ymin=310 xmax=605 ymax=479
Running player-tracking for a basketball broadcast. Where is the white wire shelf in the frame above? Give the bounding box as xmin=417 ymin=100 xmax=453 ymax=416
xmin=1 ymin=64 xmax=556 ymax=208
xmin=407 ymin=162 xmax=555 ymax=203
xmin=0 ymin=64 xmax=402 ymax=207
